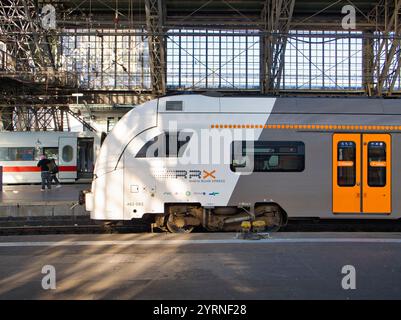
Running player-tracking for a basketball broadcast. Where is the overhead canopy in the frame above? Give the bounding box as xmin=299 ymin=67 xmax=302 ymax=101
xmin=52 ymin=0 xmax=384 ymax=30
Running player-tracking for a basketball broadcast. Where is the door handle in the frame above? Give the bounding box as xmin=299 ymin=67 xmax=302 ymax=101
xmin=356 ymin=182 xmax=361 ymax=186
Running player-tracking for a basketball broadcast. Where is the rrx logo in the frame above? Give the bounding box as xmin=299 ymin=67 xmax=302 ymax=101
xmin=168 ymin=169 xmax=216 ymax=180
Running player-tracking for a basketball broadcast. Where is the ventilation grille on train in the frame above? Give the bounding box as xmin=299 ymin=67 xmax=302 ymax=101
xmin=165 ymin=101 xmax=183 ymax=111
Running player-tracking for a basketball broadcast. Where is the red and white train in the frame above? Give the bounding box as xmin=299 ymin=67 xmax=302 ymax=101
xmin=0 ymin=131 xmax=101 ymax=184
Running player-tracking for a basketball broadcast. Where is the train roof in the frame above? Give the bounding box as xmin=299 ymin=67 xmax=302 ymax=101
xmin=158 ymin=95 xmax=401 ymax=115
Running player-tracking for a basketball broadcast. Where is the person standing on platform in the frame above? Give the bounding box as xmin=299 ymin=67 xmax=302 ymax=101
xmin=36 ymin=155 xmax=51 ymax=191
xmin=48 ymin=158 xmax=62 ymax=188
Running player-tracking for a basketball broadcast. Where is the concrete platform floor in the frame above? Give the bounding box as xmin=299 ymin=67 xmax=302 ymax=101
xmin=0 ymin=184 xmax=90 ymax=204
xmin=0 ymin=232 xmax=400 ymax=300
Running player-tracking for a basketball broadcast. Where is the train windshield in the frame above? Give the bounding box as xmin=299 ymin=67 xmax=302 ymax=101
xmin=136 ymin=132 xmax=192 ymax=158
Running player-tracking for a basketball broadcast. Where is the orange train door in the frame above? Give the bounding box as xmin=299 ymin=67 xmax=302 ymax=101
xmin=332 ymin=133 xmax=391 ymax=214
xmin=333 ymin=134 xmax=361 ymax=213
xmin=362 ymin=134 xmax=391 ymax=213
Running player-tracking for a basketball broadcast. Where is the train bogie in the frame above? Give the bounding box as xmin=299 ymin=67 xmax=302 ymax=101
xmin=147 ymin=204 xmax=285 ymax=233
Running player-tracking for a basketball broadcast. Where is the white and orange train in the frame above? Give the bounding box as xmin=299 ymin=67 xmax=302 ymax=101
xmin=85 ymin=94 xmax=401 ymax=232
xmin=0 ymin=131 xmax=101 ymax=184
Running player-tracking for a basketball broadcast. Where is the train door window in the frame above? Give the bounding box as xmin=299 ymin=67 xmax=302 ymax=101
xmin=62 ymin=145 xmax=74 ymax=162
xmin=367 ymin=142 xmax=386 ymax=187
xmin=231 ymin=141 xmax=305 ymax=172
xmin=337 ymin=141 xmax=356 ymax=186
xmin=136 ymin=132 xmax=192 ymax=158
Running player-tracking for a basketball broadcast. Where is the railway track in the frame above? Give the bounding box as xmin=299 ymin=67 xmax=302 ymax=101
xmin=1 ymin=219 xmax=401 ymax=235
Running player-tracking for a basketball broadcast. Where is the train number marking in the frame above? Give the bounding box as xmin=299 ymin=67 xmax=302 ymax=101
xmin=126 ymin=202 xmax=144 ymax=206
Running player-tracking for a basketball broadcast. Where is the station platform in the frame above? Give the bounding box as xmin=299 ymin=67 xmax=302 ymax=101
xmin=0 ymin=184 xmax=90 ymax=220
xmin=0 ymin=232 xmax=400 ymax=299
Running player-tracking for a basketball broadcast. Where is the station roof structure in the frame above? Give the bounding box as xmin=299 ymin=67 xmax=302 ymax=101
xmin=0 ymin=0 xmax=400 ymax=131
xmin=55 ymin=0 xmax=382 ymax=29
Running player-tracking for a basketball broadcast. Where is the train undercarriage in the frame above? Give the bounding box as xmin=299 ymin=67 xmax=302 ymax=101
xmin=152 ymin=204 xmax=287 ymax=233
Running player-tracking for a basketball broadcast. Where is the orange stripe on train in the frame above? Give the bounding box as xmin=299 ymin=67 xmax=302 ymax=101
xmin=210 ymin=124 xmax=401 ymax=130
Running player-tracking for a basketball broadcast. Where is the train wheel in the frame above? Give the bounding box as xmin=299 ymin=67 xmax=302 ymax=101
xmin=166 ymin=214 xmax=195 ymax=233
xmin=255 ymin=205 xmax=284 ymax=232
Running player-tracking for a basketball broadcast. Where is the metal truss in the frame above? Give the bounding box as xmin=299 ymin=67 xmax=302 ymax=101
xmin=261 ymin=0 xmax=295 ymax=94
xmin=0 ymin=0 xmax=83 ymax=132
xmin=0 ymin=0 xmax=55 ymax=72
xmin=0 ymin=105 xmax=70 ymax=131
xmin=372 ymin=0 xmax=401 ymax=95
xmin=4 ymin=0 xmax=401 ymax=129
xmin=0 ymin=0 xmax=78 ymax=89
xmin=0 ymin=104 xmax=96 ymax=132
xmin=145 ymin=0 xmax=166 ymax=95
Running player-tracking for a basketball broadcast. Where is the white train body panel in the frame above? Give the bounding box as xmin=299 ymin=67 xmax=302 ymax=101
xmin=90 ymin=99 xmax=157 ymax=220
xmin=88 ymin=95 xmax=274 ymax=220
xmin=87 ymin=94 xmax=401 ymax=222
xmin=0 ymin=131 xmax=100 ymax=184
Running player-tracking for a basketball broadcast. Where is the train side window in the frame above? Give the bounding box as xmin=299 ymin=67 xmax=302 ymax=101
xmin=62 ymin=145 xmax=74 ymax=162
xmin=337 ymin=141 xmax=356 ymax=187
xmin=136 ymin=132 xmax=192 ymax=158
xmin=368 ymin=142 xmax=386 ymax=187
xmin=43 ymin=147 xmax=58 ymax=161
xmin=0 ymin=148 xmax=9 ymax=161
xmin=177 ymin=132 xmax=192 ymax=157
xmin=231 ymin=141 xmax=305 ymax=172
xmin=14 ymin=148 xmax=35 ymax=161
xmin=0 ymin=147 xmax=35 ymax=161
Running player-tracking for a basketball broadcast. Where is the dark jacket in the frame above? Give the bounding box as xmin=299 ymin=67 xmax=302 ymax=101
xmin=37 ymin=159 xmax=51 ymax=172
xmin=48 ymin=159 xmax=59 ymax=174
